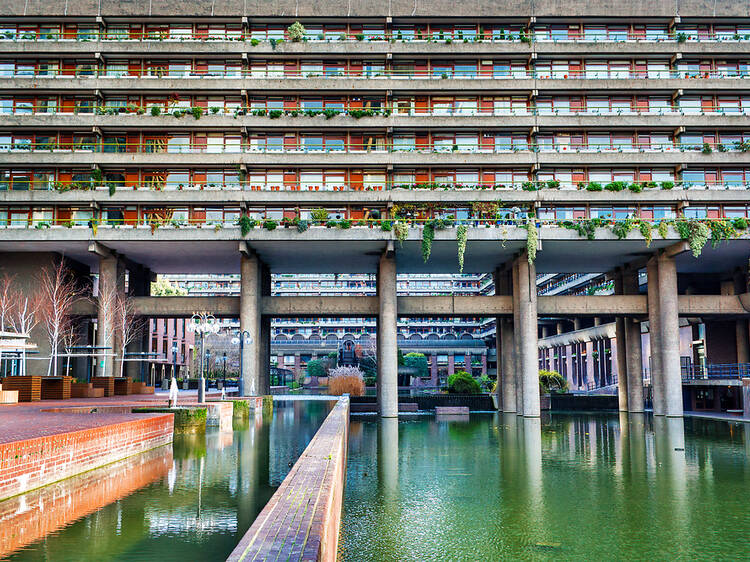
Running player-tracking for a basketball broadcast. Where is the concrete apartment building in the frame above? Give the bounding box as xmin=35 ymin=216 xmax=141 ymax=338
xmin=1 ymin=0 xmax=750 ymax=418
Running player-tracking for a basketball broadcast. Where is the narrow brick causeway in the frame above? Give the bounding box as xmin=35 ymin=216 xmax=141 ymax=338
xmin=227 ymin=397 xmax=349 ymax=562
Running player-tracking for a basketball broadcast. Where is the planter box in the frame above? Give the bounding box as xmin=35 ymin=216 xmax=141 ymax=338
xmin=91 ymin=376 xmax=115 ymax=397
xmin=71 ymin=382 xmax=104 ymax=398
xmin=114 ymin=377 xmax=133 ymax=395
xmin=41 ymin=376 xmax=74 ymax=400
xmin=1 ymin=376 xmax=41 ymax=402
xmin=132 ymin=382 xmax=154 ymax=394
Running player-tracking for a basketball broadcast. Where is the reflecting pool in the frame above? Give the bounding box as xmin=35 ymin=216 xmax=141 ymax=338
xmin=340 ymin=413 xmax=750 ymax=560
xmin=2 ymin=400 xmax=332 ymax=561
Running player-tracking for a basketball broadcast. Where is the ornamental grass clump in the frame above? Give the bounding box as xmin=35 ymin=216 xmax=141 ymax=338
xmin=327 ymin=366 xmax=365 ymax=396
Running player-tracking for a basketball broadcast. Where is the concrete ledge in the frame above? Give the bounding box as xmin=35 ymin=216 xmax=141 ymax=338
xmin=0 ymin=413 xmax=173 ymax=501
xmin=435 ymin=406 xmax=470 ymax=415
xmin=227 ymin=396 xmax=349 ymax=562
xmin=133 ymin=406 xmax=206 ymax=433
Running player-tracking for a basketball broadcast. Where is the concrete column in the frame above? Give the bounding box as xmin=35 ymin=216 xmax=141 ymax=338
xmin=495 ymin=268 xmax=515 ymax=412
xmin=594 ymin=317 xmax=601 ymax=327
xmin=556 ymin=322 xmax=564 ymax=335
xmin=97 ymin=255 xmax=124 ymax=378
xmin=614 ymin=271 xmax=628 ymax=412
xmin=464 ymin=353 xmax=472 ymax=373
xmin=447 ymin=355 xmax=455 ymax=376
xmin=481 ymin=353 xmax=487 ymax=376
xmin=430 ymin=354 xmax=438 ymax=386
xmin=516 ymin=256 xmax=540 ymax=418
xmin=573 ymin=318 xmax=582 ymax=331
xmin=294 ymin=353 xmax=301 ymax=378
xmin=512 ymin=260 xmax=524 ymax=414
xmin=623 ymin=270 xmax=645 ymax=413
xmin=541 ymin=325 xmax=549 ymax=338
xmin=647 ymin=258 xmax=664 ymax=415
xmin=377 ymin=251 xmax=398 ymax=418
xmin=733 ymin=271 xmax=750 ymax=364
xmin=657 ymin=254 xmax=683 ymax=417
xmin=240 ymin=253 xmax=264 ymax=396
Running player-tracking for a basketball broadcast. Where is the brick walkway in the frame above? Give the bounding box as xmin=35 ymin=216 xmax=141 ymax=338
xmin=0 ymin=392 xmax=223 ymax=444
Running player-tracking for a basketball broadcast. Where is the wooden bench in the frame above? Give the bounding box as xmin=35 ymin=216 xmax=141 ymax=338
xmin=91 ymin=377 xmax=115 ymax=397
xmin=71 ymin=382 xmax=105 ymax=398
xmin=41 ymin=376 xmax=73 ymax=400
xmin=1 ymin=376 xmax=41 ymax=402
xmin=0 ymin=383 xmax=19 ymax=404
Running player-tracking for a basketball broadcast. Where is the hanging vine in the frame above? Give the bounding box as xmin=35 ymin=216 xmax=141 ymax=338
xmin=422 ymin=222 xmax=435 ymax=263
xmin=393 ymin=221 xmax=408 ymax=246
xmin=639 ymin=221 xmax=653 ymax=247
xmin=675 ymin=221 xmax=710 ymax=257
xmin=525 ymin=219 xmax=538 ymax=263
xmin=456 ymin=225 xmax=468 ymax=273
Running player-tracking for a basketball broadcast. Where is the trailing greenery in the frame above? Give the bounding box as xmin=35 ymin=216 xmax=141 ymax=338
xmin=394 ymin=222 xmax=408 ymax=246
xmin=237 ymin=215 xmax=256 ymax=236
xmin=525 ymin=219 xmax=538 ymax=263
xmin=456 ymin=225 xmax=468 ymax=273
xmin=676 ymin=220 xmax=711 ymax=257
xmin=611 ymin=218 xmax=638 ymax=240
xmin=657 ymin=221 xmax=670 ymax=239
xmin=421 ymin=222 xmax=435 ymax=263
xmin=639 ymin=221 xmax=653 ymax=247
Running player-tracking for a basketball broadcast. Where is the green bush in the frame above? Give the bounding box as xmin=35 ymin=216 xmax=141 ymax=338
xmin=586 ymin=182 xmax=603 ymax=191
xmin=404 ymin=352 xmax=429 ymax=378
xmin=306 ymin=359 xmax=326 ymax=378
xmin=447 ymin=370 xmax=481 ymax=394
xmin=539 ymin=369 xmax=569 ymax=394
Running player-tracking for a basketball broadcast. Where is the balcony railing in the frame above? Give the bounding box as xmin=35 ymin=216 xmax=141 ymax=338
xmin=2 ymin=104 xmax=750 ymax=118
xmin=681 ymin=363 xmax=750 ymax=380
xmin=3 ymin=68 xmax=750 ymax=80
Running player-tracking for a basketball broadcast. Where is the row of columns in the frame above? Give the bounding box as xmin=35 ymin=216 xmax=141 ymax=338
xmin=492 ymin=251 xmax=684 ymax=418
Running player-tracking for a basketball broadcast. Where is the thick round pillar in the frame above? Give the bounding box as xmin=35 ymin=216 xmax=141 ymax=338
xmin=657 ymin=254 xmax=683 ymax=417
xmin=240 ymin=253 xmax=263 ymax=396
xmin=97 ymin=255 xmax=124 ymax=379
xmin=647 ymin=258 xmax=664 ymax=415
xmin=623 ymin=270 xmax=645 ymax=413
xmin=516 ymin=257 xmax=540 ymax=418
xmin=495 ymin=268 xmax=516 ymax=413
xmin=512 ymin=260 xmax=524 ymax=415
xmin=614 ymin=270 xmax=628 ymax=412
xmin=377 ymin=252 xmax=398 ymax=418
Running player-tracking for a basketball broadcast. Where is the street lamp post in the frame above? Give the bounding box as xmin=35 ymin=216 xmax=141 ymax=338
xmin=231 ymin=330 xmax=252 ymax=397
xmin=222 ymin=351 xmax=227 ymax=389
xmin=205 ymin=349 xmax=211 ymax=395
xmin=187 ymin=312 xmax=220 ymax=404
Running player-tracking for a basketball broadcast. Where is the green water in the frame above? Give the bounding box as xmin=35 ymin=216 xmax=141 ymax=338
xmin=3 ymin=400 xmax=332 ymax=561
xmin=340 ymin=413 xmax=750 ymax=561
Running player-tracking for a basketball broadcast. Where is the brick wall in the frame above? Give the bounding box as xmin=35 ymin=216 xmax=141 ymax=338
xmin=0 ymin=445 xmax=172 ymax=557
xmin=0 ymin=414 xmax=173 ymax=501
xmin=227 ymin=397 xmax=349 ymax=562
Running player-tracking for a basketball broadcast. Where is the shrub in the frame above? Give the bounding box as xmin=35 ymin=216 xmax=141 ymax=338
xmin=288 ymin=21 xmax=306 ymax=42
xmin=586 ymin=182 xmax=603 ymax=191
xmin=191 ymin=106 xmax=203 ymax=120
xmin=327 ymin=366 xmax=365 ymax=396
xmin=447 ymin=370 xmax=481 ymax=394
xmin=404 ymin=352 xmax=429 ymax=378
xmin=539 ymin=369 xmax=569 ymax=393
xmin=250 ymin=38 xmax=259 ymax=46
xmin=305 ymin=359 xmax=325 ymax=379
xmin=150 ymin=105 xmax=161 ymax=116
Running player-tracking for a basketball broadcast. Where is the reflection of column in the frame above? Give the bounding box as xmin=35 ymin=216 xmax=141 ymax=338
xmin=377 ymin=418 xmax=399 ymax=501
xmin=521 ymin=417 xmax=543 ymax=518
xmin=647 ymin=258 xmax=664 ymax=415
xmin=617 ymin=412 xmax=629 ymax=477
xmin=652 ymin=416 xmax=688 ymax=547
xmin=628 ymin=414 xmax=647 ymax=480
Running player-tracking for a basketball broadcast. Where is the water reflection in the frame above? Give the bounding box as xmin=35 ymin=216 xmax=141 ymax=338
xmin=5 ymin=400 xmax=332 ymax=561
xmin=342 ymin=413 xmax=750 ymax=561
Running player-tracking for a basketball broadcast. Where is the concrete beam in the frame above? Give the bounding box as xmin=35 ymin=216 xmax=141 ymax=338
xmin=68 ymin=294 xmax=750 ymax=318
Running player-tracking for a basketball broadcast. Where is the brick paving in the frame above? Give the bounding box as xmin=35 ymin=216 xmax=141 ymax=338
xmin=0 ymin=391 xmax=223 ymax=444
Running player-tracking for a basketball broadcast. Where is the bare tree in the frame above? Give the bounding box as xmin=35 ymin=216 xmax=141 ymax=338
xmin=114 ymin=292 xmax=145 ymax=378
xmin=38 ymin=261 xmax=82 ymax=377
xmin=61 ymin=322 xmax=80 ymax=378
xmin=0 ymin=274 xmax=15 ymax=332
xmin=95 ymin=277 xmax=119 ymax=377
